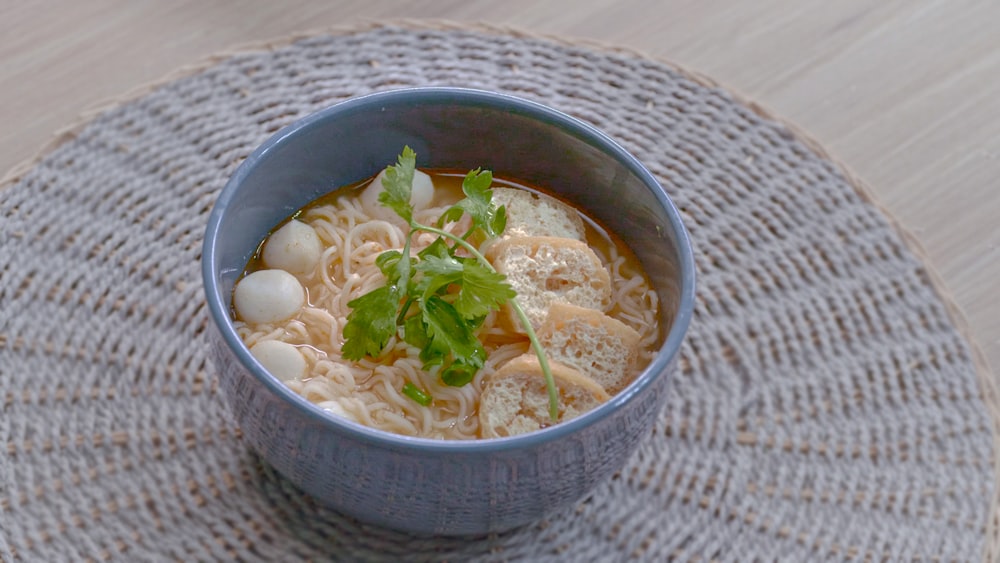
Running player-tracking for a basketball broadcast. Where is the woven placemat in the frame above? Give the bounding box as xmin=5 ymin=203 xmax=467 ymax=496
xmin=2 ymin=22 xmax=997 ymax=561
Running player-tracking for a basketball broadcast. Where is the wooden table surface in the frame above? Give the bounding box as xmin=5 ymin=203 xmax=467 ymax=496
xmin=2 ymin=1 xmax=998 ymax=374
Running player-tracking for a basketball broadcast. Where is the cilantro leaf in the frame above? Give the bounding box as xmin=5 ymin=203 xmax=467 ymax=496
xmin=452 ymin=260 xmax=516 ymax=319
xmin=438 ymin=169 xmax=505 ymax=239
xmin=403 ymin=300 xmax=466 ymax=370
xmin=402 ymin=312 xmax=430 ymax=350
xmin=402 ymin=312 xmax=448 ymax=367
xmin=375 ymin=250 xmax=404 ymax=283
xmin=414 ymin=254 xmax=463 ymax=299
xmin=340 ymin=147 xmax=559 ymax=422
xmin=377 ymin=146 xmax=417 ymax=224
xmin=376 ymin=244 xmax=414 ymax=296
xmin=437 ymin=204 xmax=465 ymax=227
xmin=412 ymin=256 xmax=514 ymax=320
xmin=417 ymin=238 xmax=451 ymax=261
xmin=460 ymin=168 xmax=493 ymax=216
xmin=490 ymin=203 xmax=507 ymax=238
xmin=422 ymin=296 xmax=485 ymax=368
xmin=341 ymin=285 xmax=400 ymax=360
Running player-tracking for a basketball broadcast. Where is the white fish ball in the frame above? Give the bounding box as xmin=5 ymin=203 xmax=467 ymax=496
xmin=360 ymin=168 xmax=435 ymax=220
xmin=250 ymin=340 xmax=307 ymax=381
xmin=233 ymin=269 xmax=305 ymax=324
xmin=409 ymin=169 xmax=435 ymax=210
xmin=262 ymin=220 xmax=322 ymax=275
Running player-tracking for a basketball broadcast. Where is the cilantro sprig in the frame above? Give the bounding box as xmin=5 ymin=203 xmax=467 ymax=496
xmin=341 ymin=147 xmax=559 ymax=421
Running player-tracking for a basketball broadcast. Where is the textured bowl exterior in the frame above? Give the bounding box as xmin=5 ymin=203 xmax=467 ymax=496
xmin=202 ymin=88 xmax=695 ymax=535
xmin=210 ymin=330 xmax=674 ymax=534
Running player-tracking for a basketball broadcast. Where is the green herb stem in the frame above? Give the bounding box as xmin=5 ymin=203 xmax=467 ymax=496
xmin=402 ymin=382 xmax=433 ymax=406
xmin=508 ymin=299 xmax=560 ymax=421
xmin=413 ymin=222 xmax=559 ymax=421
xmin=412 ymin=223 xmax=489 ymax=264
xmin=395 ymin=296 xmax=415 ymax=325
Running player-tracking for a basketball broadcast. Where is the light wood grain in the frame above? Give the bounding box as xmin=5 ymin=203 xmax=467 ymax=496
xmin=2 ymin=1 xmax=997 ymax=373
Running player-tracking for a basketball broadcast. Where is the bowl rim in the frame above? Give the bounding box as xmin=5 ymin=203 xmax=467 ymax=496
xmin=202 ymin=87 xmax=696 ymax=454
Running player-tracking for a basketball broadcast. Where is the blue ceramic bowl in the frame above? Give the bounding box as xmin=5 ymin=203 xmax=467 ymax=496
xmin=202 ymin=88 xmax=695 ymax=535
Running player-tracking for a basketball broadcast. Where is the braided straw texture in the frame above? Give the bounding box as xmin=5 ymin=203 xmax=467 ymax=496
xmin=1 ymin=23 xmax=997 ymax=561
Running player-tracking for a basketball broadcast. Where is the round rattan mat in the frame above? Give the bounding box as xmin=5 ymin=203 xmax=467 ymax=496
xmin=2 ymin=22 xmax=997 ymax=561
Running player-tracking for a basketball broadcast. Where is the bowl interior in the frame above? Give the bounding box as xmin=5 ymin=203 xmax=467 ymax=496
xmin=203 ymin=88 xmax=695 ymax=447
